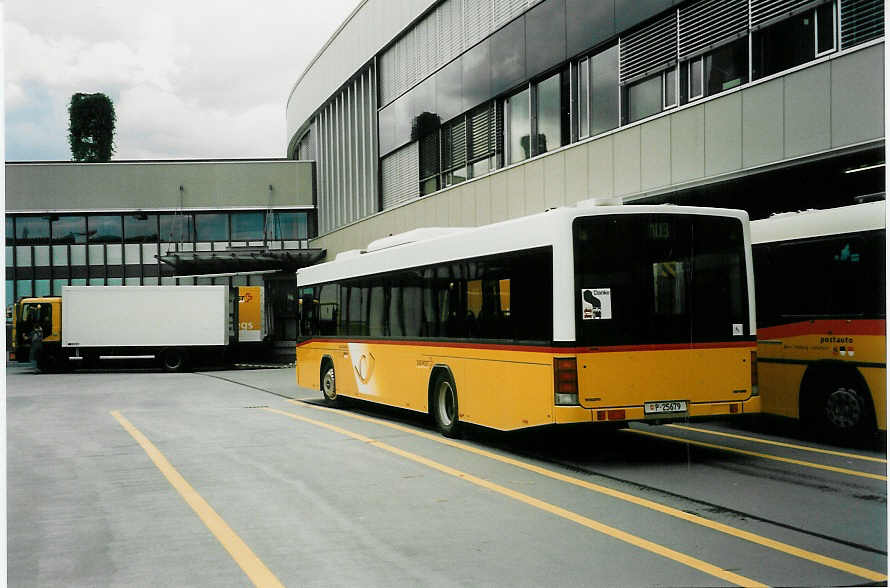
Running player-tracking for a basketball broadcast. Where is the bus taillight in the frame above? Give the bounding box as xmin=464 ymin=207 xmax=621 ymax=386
xmin=750 ymin=350 xmax=759 ymax=396
xmin=554 ymin=357 xmax=579 ymax=405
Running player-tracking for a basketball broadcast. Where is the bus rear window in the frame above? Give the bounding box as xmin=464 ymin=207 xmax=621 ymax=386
xmin=573 ymin=214 xmax=749 ymax=346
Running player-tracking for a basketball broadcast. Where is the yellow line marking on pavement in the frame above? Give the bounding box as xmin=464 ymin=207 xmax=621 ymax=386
xmin=624 ymin=428 xmax=886 ymax=482
xmin=285 ymin=399 xmax=887 ymax=583
xmin=111 ymin=411 xmax=285 ymax=588
xmin=666 ymin=424 xmax=887 ymax=464
xmin=264 ymin=407 xmax=764 ymax=588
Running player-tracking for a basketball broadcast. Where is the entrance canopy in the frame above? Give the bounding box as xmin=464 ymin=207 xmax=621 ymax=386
xmin=158 ymin=246 xmax=325 ymax=276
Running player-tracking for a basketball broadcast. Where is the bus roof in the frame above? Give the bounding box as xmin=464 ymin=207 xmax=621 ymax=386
xmin=297 ymin=204 xmax=749 ymax=286
xmin=750 ymin=201 xmax=886 ymax=245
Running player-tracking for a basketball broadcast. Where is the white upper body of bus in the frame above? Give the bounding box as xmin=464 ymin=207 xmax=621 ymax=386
xmin=297 ymin=204 xmax=756 ymax=343
xmin=750 ymin=200 xmax=885 ymax=245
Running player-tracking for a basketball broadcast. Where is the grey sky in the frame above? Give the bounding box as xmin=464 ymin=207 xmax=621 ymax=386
xmin=4 ymin=1 xmax=361 ymax=161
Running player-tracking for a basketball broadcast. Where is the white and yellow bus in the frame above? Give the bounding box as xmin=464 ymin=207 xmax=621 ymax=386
xmin=296 ymin=204 xmax=759 ymax=436
xmin=751 ymin=201 xmax=886 ymax=442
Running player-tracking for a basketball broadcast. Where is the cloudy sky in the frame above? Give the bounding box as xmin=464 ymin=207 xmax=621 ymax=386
xmin=4 ymin=1 xmax=361 ymax=161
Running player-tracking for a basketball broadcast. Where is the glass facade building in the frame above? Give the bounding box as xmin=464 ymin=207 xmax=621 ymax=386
xmin=289 ymin=0 xmax=884 ymax=240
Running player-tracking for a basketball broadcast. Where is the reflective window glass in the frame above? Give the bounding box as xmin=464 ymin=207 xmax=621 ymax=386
xmin=124 ymin=214 xmax=158 ymax=243
xmin=16 ymin=246 xmax=31 ymax=266
xmin=107 ymin=277 xmax=122 ymax=286
xmin=752 ymin=11 xmax=816 ymax=80
xmin=142 ymin=243 xmax=158 ymax=265
xmin=664 ymin=67 xmax=677 ymax=107
xmin=17 ymin=280 xmax=32 ymax=298
xmin=590 ymin=45 xmax=619 ymax=135
xmin=816 ymin=3 xmax=836 ymax=54
xmin=106 ymin=244 xmax=123 ymax=265
xmin=507 ymin=87 xmax=531 ymax=164
xmin=5 ymin=246 xmax=12 ymax=268
xmin=6 ymin=280 xmax=13 ymax=309
xmin=462 ymin=39 xmax=491 ymax=112
xmin=15 ymin=217 xmax=50 ymax=245
xmin=160 ymin=214 xmax=195 ymax=243
xmin=89 ymin=278 xmax=105 ymax=286
xmin=70 ymin=245 xmax=86 ymax=265
xmin=53 ymin=279 xmax=68 ymax=296
xmin=436 ymin=58 xmax=463 ymax=124
xmin=88 ymin=244 xmax=105 ymax=265
xmin=51 ymin=216 xmax=87 ymax=244
xmin=88 ymin=216 xmax=122 ymax=243
xmin=6 ymin=217 xmax=14 ymax=244
xmin=231 ymin=212 xmax=264 ymax=241
xmin=704 ymin=38 xmax=748 ymax=96
xmin=52 ymin=245 xmax=68 ymax=266
xmin=195 ymin=213 xmax=229 ymax=241
xmin=378 ymin=103 xmax=397 ymax=156
xmin=33 ymin=246 xmax=50 ymax=267
xmin=491 ymin=17 xmax=526 ymax=96
xmin=124 ymin=244 xmax=142 ymax=265
xmin=525 ymin=0 xmax=566 ymax=78
xmin=567 ymin=0 xmax=615 ymax=57
xmin=578 ymin=58 xmax=590 ymax=138
xmin=71 ymin=279 xmax=87 ymax=286
xmin=35 ymin=280 xmax=50 ymax=297
xmin=627 ymin=74 xmax=662 ymax=123
xmin=535 ymin=72 xmax=564 ymax=155
xmin=270 ymin=212 xmax=308 ymax=240
xmin=125 ymin=277 xmax=141 ymax=286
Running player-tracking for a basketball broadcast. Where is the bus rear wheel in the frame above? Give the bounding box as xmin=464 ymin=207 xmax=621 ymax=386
xmin=432 ymin=371 xmax=460 ymax=438
xmin=806 ymin=371 xmax=874 ymax=443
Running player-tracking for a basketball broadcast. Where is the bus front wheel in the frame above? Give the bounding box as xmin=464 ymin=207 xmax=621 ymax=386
xmin=432 ymin=371 xmax=461 ymax=438
xmin=321 ymin=361 xmax=342 ymax=406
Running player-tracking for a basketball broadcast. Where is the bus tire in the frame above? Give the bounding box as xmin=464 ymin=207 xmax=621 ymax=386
xmin=161 ymin=348 xmax=187 ymax=372
xmin=321 ymin=360 xmax=342 ymax=406
xmin=804 ymin=368 xmax=874 ymax=443
xmin=431 ymin=370 xmax=461 ymax=438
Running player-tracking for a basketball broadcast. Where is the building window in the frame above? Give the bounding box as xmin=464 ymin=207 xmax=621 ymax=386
xmin=269 ymin=212 xmax=309 ymax=241
xmin=51 ymin=216 xmax=87 ymax=244
xmin=230 ymin=212 xmax=264 ymax=241
xmin=505 ymin=86 xmax=531 ymax=164
xmin=535 ymin=71 xmax=568 ymax=155
xmin=195 ymin=213 xmax=229 ymax=242
xmin=88 ymin=215 xmax=122 ymax=243
xmin=160 ymin=214 xmax=194 ymax=243
xmin=625 ymin=72 xmax=667 ymax=123
xmin=752 ymin=3 xmax=837 ymax=80
xmin=681 ymin=37 xmax=748 ymax=104
xmin=15 ymin=217 xmax=50 ymax=245
xmin=124 ymin=214 xmax=159 ymax=243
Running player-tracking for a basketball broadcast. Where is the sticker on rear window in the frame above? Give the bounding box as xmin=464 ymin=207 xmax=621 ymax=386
xmin=733 ymin=323 xmax=743 ymax=336
xmin=582 ymin=288 xmax=612 ymax=320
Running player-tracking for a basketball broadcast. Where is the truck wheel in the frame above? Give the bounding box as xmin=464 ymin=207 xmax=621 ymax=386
xmin=161 ymin=349 xmax=187 ymax=372
xmin=321 ymin=362 xmax=342 ymax=406
xmin=431 ymin=371 xmax=461 ymax=438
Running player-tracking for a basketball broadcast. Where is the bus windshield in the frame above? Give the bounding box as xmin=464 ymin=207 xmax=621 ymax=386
xmin=573 ymin=214 xmax=748 ymax=346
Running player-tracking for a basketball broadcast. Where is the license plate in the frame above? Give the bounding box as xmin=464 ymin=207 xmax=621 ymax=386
xmin=644 ymin=400 xmax=687 ymax=415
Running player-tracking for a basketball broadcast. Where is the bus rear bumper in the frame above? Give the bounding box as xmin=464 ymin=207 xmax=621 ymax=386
xmin=553 ymin=395 xmax=762 ymax=425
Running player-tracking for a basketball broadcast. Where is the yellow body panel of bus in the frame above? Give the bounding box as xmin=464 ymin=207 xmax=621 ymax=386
xmin=757 ymin=320 xmax=886 ymax=430
xmin=297 ymin=339 xmax=758 ymax=431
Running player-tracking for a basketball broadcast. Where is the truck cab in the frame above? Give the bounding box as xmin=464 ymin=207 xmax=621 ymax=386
xmin=11 ymin=297 xmax=62 ymax=367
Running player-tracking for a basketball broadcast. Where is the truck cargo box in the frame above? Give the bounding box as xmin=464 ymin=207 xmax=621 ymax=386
xmin=61 ymin=286 xmax=229 ymax=348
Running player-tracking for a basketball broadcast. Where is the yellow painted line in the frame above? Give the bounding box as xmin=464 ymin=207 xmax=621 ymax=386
xmin=264 ymin=407 xmax=763 ymax=587
xmin=111 ymin=411 xmax=285 ymax=588
xmin=623 ymin=428 xmax=887 ymax=482
xmin=286 ymin=399 xmax=887 ymax=583
xmin=666 ymin=424 xmax=887 ymax=464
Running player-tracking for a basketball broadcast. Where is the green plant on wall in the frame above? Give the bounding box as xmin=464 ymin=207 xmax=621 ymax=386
xmin=68 ymin=92 xmax=116 ymax=162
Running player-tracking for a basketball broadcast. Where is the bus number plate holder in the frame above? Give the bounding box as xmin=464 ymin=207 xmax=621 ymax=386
xmin=644 ymin=400 xmax=687 ymax=415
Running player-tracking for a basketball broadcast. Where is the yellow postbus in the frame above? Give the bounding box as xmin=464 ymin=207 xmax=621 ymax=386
xmin=751 ymin=201 xmax=886 ymax=442
xmin=296 ymin=204 xmax=759 ymax=436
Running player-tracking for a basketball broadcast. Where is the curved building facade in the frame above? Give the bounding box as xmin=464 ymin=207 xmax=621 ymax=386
xmin=287 ymin=0 xmax=885 ymax=259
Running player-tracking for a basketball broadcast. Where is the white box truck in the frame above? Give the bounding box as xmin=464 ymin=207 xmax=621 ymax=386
xmin=11 ymin=286 xmax=258 ymax=371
